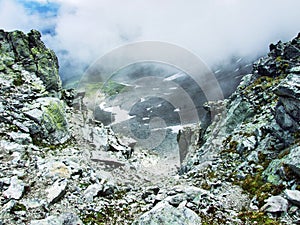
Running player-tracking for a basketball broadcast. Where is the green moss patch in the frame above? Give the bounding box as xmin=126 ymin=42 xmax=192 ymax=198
xmin=238 ymin=211 xmax=281 ymax=225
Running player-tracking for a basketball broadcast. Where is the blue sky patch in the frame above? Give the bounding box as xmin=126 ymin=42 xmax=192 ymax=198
xmin=17 ymin=0 xmax=60 ymax=17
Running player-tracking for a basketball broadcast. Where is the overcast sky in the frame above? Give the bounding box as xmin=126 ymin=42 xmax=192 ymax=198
xmin=1 ymin=0 xmax=300 ymax=82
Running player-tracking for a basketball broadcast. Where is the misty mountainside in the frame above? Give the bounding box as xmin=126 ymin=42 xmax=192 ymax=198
xmin=0 ymin=29 xmax=299 ymax=225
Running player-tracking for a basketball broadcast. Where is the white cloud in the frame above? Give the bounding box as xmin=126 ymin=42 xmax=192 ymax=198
xmin=1 ymin=0 xmax=300 ymax=81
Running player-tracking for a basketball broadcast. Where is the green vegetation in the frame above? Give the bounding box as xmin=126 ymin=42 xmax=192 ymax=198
xmin=11 ymin=203 xmax=26 ymax=212
xmin=238 ymin=211 xmax=281 ymax=225
xmin=83 ymin=80 xmax=131 ymax=98
xmin=13 ymin=72 xmax=25 ymax=86
xmin=239 ymin=173 xmax=284 ymax=207
xmin=84 ymin=82 xmax=104 ymax=97
xmin=102 ymin=80 xmax=130 ymax=97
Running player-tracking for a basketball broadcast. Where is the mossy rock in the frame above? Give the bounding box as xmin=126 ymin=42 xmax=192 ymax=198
xmin=262 ymin=159 xmax=282 ymax=185
xmin=40 ymin=98 xmax=70 ymax=144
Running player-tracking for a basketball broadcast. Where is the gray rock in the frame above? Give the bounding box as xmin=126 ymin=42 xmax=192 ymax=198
xmin=284 ymin=189 xmax=300 ymax=207
xmin=3 ymin=176 xmax=25 ymax=200
xmin=83 ymin=183 xmax=103 ymax=203
xmin=24 ymin=108 xmax=44 ymax=124
xmin=22 ymin=198 xmax=45 ymax=209
xmin=59 ymin=213 xmax=83 ymax=225
xmin=90 ymin=152 xmax=125 ymax=168
xmin=30 ymin=213 xmax=83 ymax=225
xmin=132 ymin=201 xmax=201 ymax=225
xmin=23 ymin=98 xmax=70 ymax=145
xmin=275 ymin=104 xmax=297 ymax=131
xmin=46 ymin=179 xmax=67 ymax=204
xmin=84 ymin=124 xmax=133 ymax=158
xmin=275 ymin=73 xmax=300 ymax=125
xmin=1 ymin=200 xmax=16 ymax=213
xmin=283 ymin=146 xmax=300 ymax=176
xmin=290 ymin=66 xmax=300 ymax=73
xmin=166 ymin=194 xmax=186 ymax=206
xmin=177 ymin=125 xmax=201 ymax=164
xmin=0 ymin=140 xmax=25 ymax=152
xmin=263 ymin=159 xmax=282 ymax=185
xmin=13 ymin=121 xmax=30 ymax=133
xmin=261 ymin=196 xmax=289 ymax=213
xmin=30 ymin=216 xmax=61 ymax=225
xmin=101 ymin=182 xmax=116 ymax=197
xmin=83 ymin=125 xmax=109 ymax=150
xmin=223 ymin=97 xmax=254 ymax=133
xmin=37 ymin=159 xmax=71 ymax=179
xmin=8 ymin=131 xmax=32 ymax=144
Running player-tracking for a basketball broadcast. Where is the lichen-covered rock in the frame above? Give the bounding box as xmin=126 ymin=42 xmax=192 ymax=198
xmin=0 ymin=29 xmax=62 ymax=94
xmin=40 ymin=98 xmax=70 ymax=144
xmin=22 ymin=97 xmax=70 ymax=144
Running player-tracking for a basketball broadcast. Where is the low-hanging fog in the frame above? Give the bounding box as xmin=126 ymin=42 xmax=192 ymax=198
xmin=1 ymin=0 xmax=300 ymax=86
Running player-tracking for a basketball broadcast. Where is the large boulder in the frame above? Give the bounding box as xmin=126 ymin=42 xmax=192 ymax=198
xmin=132 ymin=202 xmax=202 ymax=225
xmin=275 ymin=74 xmax=300 ymax=131
xmin=24 ymin=97 xmax=70 ymax=145
xmin=282 ymin=146 xmax=300 ymax=176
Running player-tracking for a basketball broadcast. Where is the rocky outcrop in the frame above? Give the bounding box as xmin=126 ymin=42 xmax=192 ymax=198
xmin=0 ymin=30 xmax=69 ymax=145
xmin=0 ymin=30 xmax=62 ymax=94
xmin=180 ymin=33 xmax=300 ymax=224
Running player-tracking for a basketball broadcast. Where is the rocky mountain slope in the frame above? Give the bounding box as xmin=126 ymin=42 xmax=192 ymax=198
xmin=0 ymin=29 xmax=299 ymax=225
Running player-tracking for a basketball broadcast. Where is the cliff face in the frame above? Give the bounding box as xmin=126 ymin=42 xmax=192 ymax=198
xmin=0 ymin=29 xmax=299 ymax=225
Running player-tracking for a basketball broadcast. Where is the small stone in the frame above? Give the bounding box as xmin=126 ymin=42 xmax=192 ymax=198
xmin=46 ymin=179 xmax=67 ymax=204
xmin=0 ymin=140 xmax=25 ymax=152
xmin=261 ymin=196 xmax=288 ymax=213
xmin=13 ymin=121 xmax=30 ymax=133
xmin=22 ymin=198 xmax=45 ymax=209
xmin=1 ymin=200 xmax=16 ymax=213
xmin=24 ymin=108 xmax=43 ymax=124
xmin=290 ymin=66 xmax=300 ymax=73
xmin=101 ymin=182 xmax=116 ymax=197
xmin=8 ymin=131 xmax=32 ymax=144
xmin=3 ymin=176 xmax=25 ymax=200
xmin=83 ymin=183 xmax=103 ymax=203
xmin=284 ymin=189 xmax=300 ymax=207
xmin=166 ymin=194 xmax=186 ymax=206
xmin=29 ymin=216 xmax=63 ymax=225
